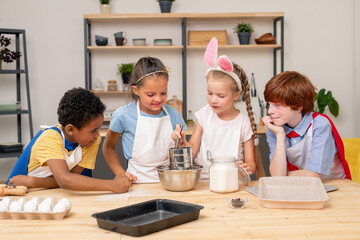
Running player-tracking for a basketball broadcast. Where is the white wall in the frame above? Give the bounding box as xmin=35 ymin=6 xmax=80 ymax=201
xmin=355 ymin=0 xmax=360 ymax=137
xmin=0 ymin=0 xmax=358 ymax=179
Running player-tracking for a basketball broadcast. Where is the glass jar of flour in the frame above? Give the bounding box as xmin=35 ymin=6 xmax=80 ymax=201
xmin=209 ymin=156 xmax=239 ymax=193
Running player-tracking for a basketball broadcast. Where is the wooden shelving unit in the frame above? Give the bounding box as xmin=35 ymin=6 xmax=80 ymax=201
xmin=84 ymin=12 xmax=284 ymax=121
xmin=0 ymin=28 xmax=34 ymax=158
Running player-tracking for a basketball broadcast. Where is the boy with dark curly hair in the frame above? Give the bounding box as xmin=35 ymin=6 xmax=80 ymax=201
xmin=7 ymin=88 xmax=131 ymax=193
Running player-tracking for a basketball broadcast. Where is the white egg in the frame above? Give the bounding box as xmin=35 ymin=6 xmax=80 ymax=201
xmin=58 ymin=198 xmax=71 ymax=209
xmin=53 ymin=202 xmax=67 ymax=213
xmin=17 ymin=197 xmax=27 ymax=207
xmin=0 ymin=202 xmax=8 ymax=212
xmin=31 ymin=197 xmax=42 ymax=207
xmin=23 ymin=201 xmax=37 ymax=212
xmin=38 ymin=201 xmax=51 ymax=213
xmin=2 ymin=197 xmax=12 ymax=207
xmin=43 ymin=197 xmax=55 ymax=208
xmin=9 ymin=201 xmax=22 ymax=212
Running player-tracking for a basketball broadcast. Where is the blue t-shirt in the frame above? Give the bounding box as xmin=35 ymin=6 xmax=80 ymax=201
xmin=109 ymin=101 xmax=187 ymax=160
xmin=266 ymin=112 xmax=336 ymax=175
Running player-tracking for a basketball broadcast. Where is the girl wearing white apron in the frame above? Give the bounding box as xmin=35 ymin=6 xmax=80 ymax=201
xmin=103 ymin=57 xmax=187 ymax=184
xmin=127 ymin=102 xmax=174 ymax=183
xmin=195 ymin=108 xmax=248 ymax=180
xmin=172 ymin=38 xmax=262 ymax=180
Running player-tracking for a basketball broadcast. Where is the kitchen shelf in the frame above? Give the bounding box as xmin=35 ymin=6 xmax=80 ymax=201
xmin=84 ymin=12 xmax=284 ymax=22
xmin=0 ymin=110 xmax=30 ymax=115
xmin=87 ymin=46 xmax=183 ymax=52
xmin=91 ymin=90 xmax=130 ymax=94
xmin=0 ymin=28 xmax=34 ymax=159
xmin=0 ymin=151 xmax=23 ymax=159
xmin=0 ymin=70 xmax=26 ymax=74
xmin=187 ymin=44 xmax=282 ymax=50
xmin=87 ymin=45 xmax=280 ymax=52
xmin=84 ymin=12 xmax=284 ymax=120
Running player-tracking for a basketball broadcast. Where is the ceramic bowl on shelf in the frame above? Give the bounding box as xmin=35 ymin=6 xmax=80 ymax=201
xmin=95 ymin=35 xmax=108 ymax=46
xmin=132 ymin=38 xmax=146 ymax=46
xmin=255 ymin=32 xmax=276 ymax=44
xmin=154 ymin=39 xmax=172 ymax=46
xmin=255 ymin=37 xmax=276 ymax=44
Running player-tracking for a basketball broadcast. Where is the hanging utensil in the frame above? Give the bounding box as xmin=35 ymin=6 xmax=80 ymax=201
xmin=250 ymin=73 xmax=257 ymax=97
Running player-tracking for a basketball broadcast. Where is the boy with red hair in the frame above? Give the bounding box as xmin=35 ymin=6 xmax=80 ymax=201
xmin=262 ymin=71 xmax=351 ymax=179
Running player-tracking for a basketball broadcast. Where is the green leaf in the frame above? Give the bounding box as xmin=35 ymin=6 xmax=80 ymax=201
xmin=328 ymin=99 xmax=339 ymax=117
xmin=318 ymin=106 xmax=325 ymax=114
xmin=317 ymin=89 xmax=329 ymax=107
xmin=314 ymin=88 xmax=339 ymax=118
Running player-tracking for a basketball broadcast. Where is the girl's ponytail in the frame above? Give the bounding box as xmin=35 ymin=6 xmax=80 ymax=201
xmin=233 ymin=63 xmax=265 ymax=178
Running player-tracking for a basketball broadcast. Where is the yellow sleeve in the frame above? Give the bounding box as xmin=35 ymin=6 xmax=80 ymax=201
xmin=28 ymin=129 xmax=65 ymax=172
xmin=77 ymin=136 xmax=101 ymax=170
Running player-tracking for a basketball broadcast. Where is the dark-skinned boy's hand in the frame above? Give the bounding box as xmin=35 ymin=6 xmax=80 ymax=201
xmin=8 ymin=175 xmax=33 ymax=188
xmin=111 ymin=174 xmax=131 ymax=193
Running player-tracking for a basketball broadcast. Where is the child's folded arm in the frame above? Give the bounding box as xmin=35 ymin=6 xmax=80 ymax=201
xmin=287 ymin=169 xmax=321 ymax=177
xmin=47 ymin=159 xmax=131 ymax=193
xmin=9 ymin=175 xmax=59 ymax=189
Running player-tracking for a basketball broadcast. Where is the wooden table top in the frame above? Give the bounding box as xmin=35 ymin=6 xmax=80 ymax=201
xmin=1 ymin=179 xmax=359 ymax=239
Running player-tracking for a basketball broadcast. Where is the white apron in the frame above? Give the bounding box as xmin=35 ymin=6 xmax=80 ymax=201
xmin=286 ymin=121 xmax=345 ymax=178
xmin=28 ymin=130 xmax=83 ymax=178
xmin=196 ymin=110 xmax=244 ymax=181
xmin=127 ymin=102 xmax=174 ymax=183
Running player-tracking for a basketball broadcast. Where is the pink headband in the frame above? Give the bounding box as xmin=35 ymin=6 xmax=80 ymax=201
xmin=204 ymin=37 xmax=242 ymax=91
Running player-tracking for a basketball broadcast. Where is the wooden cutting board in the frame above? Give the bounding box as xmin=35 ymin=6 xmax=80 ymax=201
xmin=166 ymin=95 xmax=183 ymax=116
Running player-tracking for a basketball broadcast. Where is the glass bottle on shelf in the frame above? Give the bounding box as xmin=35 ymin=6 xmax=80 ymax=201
xmin=107 ymin=80 xmax=117 ymax=91
xmin=94 ymin=77 xmax=103 ymax=91
xmin=187 ymin=110 xmax=194 ymax=127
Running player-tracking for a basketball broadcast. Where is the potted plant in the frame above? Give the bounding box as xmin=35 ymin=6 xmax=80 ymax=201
xmin=233 ymin=22 xmax=254 ymax=45
xmin=156 ymin=0 xmax=175 ymax=13
xmin=117 ymin=63 xmax=134 ymax=89
xmin=314 ymin=88 xmax=339 ymax=117
xmin=99 ymin=0 xmax=111 ymax=14
xmin=0 ymin=34 xmax=21 ymax=70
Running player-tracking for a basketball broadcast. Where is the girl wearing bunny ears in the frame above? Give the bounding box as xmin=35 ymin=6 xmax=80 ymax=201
xmin=173 ymin=37 xmax=264 ymax=180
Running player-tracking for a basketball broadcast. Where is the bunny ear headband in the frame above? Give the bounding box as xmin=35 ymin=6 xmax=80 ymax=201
xmin=204 ymin=37 xmax=242 ymax=91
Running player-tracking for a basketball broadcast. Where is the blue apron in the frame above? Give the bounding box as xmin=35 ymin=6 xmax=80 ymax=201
xmin=6 ymin=126 xmax=91 ymax=183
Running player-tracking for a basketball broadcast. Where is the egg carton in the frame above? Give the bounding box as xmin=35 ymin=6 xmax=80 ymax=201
xmin=0 ymin=196 xmax=71 ymax=220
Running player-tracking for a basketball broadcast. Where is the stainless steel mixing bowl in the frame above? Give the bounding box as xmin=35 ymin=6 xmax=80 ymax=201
xmin=156 ymin=165 xmax=203 ymax=192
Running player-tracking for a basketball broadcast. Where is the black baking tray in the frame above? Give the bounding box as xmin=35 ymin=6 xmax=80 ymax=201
xmin=92 ymin=199 xmax=204 ymax=237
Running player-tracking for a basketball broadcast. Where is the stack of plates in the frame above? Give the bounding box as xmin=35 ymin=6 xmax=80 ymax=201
xmin=133 ymin=38 xmax=146 ymax=46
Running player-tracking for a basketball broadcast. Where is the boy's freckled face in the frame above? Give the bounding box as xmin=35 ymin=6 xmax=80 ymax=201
xmin=268 ymin=102 xmax=302 ymax=128
xmin=73 ymin=114 xmax=104 ymax=147
xmin=134 ymin=75 xmax=168 ymax=115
